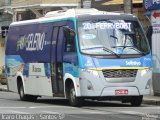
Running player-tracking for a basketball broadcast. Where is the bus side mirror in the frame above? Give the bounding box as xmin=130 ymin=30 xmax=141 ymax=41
xmin=146 ymin=26 xmax=153 ymax=49
xmin=146 ymin=26 xmax=153 ymax=39
xmin=63 ymin=26 xmax=76 ymax=52
xmin=63 ymin=26 xmax=76 ymax=36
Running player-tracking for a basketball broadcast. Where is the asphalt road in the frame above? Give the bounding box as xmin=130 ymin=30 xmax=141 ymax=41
xmin=0 ymin=91 xmax=160 ymax=120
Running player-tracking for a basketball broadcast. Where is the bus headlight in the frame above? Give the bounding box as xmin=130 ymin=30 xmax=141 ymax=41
xmin=84 ymin=69 xmax=100 ymax=77
xmin=89 ymin=70 xmax=99 ymax=77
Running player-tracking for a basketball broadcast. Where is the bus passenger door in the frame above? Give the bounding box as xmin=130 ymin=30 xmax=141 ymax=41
xmin=56 ymin=27 xmax=65 ymax=96
xmin=51 ymin=27 xmax=64 ymax=96
xmin=50 ymin=27 xmax=58 ymax=95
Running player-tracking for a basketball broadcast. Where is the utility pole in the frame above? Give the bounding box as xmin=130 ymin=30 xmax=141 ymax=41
xmin=124 ymin=0 xmax=133 ymax=14
xmin=81 ymin=0 xmax=92 ymax=8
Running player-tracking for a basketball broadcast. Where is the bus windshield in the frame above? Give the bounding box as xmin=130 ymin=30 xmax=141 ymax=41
xmin=78 ymin=19 xmax=149 ymax=56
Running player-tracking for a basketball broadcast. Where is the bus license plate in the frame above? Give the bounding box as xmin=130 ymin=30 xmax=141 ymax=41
xmin=115 ymin=89 xmax=128 ymax=95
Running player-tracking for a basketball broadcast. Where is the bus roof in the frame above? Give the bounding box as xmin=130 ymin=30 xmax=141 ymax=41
xmin=10 ymin=8 xmax=135 ymax=26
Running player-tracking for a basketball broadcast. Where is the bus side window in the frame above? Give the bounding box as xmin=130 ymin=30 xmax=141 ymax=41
xmin=64 ymin=27 xmax=76 ymax=52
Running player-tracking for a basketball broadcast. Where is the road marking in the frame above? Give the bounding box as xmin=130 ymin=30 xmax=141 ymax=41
xmin=42 ymin=111 xmax=60 ymax=114
xmin=0 ymin=105 xmax=75 ymax=110
xmin=66 ymin=114 xmax=105 ymax=120
xmin=82 ymin=110 xmax=109 ymax=114
xmin=29 ymin=105 xmax=75 ymax=109
xmin=119 ymin=110 xmax=144 ymax=115
xmin=82 ymin=107 xmax=160 ymax=117
xmin=141 ymin=106 xmax=160 ymax=109
xmin=9 ymin=110 xmax=29 ymax=114
xmin=0 ymin=107 xmax=26 ymax=109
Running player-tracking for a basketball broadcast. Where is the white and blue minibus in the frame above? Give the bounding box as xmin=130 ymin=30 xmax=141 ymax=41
xmin=5 ymin=9 xmax=152 ymax=106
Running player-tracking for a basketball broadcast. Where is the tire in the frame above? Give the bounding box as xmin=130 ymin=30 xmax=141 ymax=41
xmin=18 ymin=82 xmax=37 ymax=102
xmin=0 ymin=80 xmax=7 ymax=85
xmin=18 ymin=82 xmax=26 ymax=101
xmin=69 ymin=84 xmax=82 ymax=107
xmin=130 ymin=96 xmax=143 ymax=106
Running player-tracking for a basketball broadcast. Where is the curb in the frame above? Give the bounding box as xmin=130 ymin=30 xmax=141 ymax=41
xmin=143 ymin=100 xmax=160 ymax=105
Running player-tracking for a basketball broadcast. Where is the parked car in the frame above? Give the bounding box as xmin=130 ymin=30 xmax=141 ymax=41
xmin=0 ymin=67 xmax=7 ymax=85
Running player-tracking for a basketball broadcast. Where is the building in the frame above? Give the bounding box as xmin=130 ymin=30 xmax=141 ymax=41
xmin=11 ymin=0 xmax=80 ymax=21
xmin=0 ymin=0 xmax=12 ymax=74
xmin=143 ymin=0 xmax=160 ymax=95
xmin=10 ymin=0 xmax=149 ymax=29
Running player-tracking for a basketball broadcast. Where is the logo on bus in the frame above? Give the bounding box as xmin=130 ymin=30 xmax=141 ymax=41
xmin=85 ymin=60 xmax=93 ymax=67
xmin=32 ymin=65 xmax=41 ymax=72
xmin=16 ymin=32 xmax=46 ymax=51
xmin=126 ymin=61 xmax=141 ymax=66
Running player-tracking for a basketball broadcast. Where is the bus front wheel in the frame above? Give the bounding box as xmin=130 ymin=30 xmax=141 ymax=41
xmin=69 ymin=84 xmax=82 ymax=107
xmin=130 ymin=96 xmax=143 ymax=106
xmin=18 ymin=82 xmax=37 ymax=102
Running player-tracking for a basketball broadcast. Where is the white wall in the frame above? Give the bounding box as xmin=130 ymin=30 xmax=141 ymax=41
xmin=151 ymin=10 xmax=160 ymax=73
xmin=0 ymin=37 xmax=5 ymax=74
xmin=151 ymin=10 xmax=160 ymax=94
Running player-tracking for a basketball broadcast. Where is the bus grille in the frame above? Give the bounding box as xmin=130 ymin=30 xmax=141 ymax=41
xmin=102 ymin=69 xmax=137 ymax=78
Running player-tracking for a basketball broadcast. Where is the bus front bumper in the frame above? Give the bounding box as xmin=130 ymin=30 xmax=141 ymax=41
xmin=100 ymin=86 xmax=141 ymax=96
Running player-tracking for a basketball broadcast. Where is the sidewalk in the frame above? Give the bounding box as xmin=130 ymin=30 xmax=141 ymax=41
xmin=0 ymin=83 xmax=160 ymax=105
xmin=0 ymin=83 xmax=8 ymax=92
xmin=143 ymin=95 xmax=160 ymax=105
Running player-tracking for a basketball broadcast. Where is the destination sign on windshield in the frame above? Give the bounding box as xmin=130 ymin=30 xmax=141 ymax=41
xmin=83 ymin=22 xmax=132 ymax=31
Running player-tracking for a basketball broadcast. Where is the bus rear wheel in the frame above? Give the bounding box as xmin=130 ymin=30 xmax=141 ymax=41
xmin=69 ymin=84 xmax=82 ymax=107
xmin=130 ymin=96 xmax=143 ymax=106
xmin=18 ymin=82 xmax=37 ymax=102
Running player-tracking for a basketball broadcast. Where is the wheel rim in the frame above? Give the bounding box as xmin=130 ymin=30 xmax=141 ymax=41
xmin=19 ymin=85 xmax=24 ymax=98
xmin=70 ymin=88 xmax=76 ymax=103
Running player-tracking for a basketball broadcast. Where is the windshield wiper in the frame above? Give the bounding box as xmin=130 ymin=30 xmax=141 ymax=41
xmin=112 ymin=46 xmax=145 ymax=55
xmin=110 ymin=35 xmax=118 ymax=40
xmin=103 ymin=47 xmax=120 ymax=58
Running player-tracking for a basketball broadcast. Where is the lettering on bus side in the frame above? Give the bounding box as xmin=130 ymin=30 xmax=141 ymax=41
xmin=16 ymin=32 xmax=46 ymax=51
xmin=126 ymin=60 xmax=141 ymax=66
